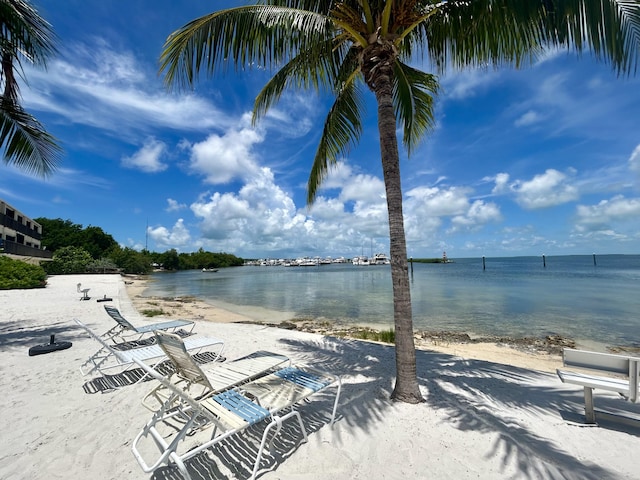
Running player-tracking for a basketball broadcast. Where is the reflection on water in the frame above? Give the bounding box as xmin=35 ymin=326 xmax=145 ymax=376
xmin=144 ymin=255 xmax=640 ymax=347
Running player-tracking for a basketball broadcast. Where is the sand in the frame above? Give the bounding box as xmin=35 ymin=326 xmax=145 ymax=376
xmin=1 ymin=273 xmax=640 ymax=480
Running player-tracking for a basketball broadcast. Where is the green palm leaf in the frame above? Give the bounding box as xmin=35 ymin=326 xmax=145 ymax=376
xmin=392 ymin=61 xmax=438 ymax=155
xmin=0 ymin=100 xmax=61 ymax=176
xmin=1 ymin=0 xmax=60 ymax=176
xmin=307 ymin=79 xmax=365 ymax=204
xmin=161 ymin=6 xmax=332 ymax=90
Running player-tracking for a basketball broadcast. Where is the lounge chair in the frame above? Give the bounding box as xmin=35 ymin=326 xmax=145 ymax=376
xmin=77 ymin=283 xmax=90 ymax=301
xmin=131 ymin=353 xmax=341 ymax=480
xmin=142 ymin=330 xmax=290 ymax=410
xmin=74 ymin=319 xmax=224 ymax=389
xmin=102 ymin=305 xmax=195 ymax=345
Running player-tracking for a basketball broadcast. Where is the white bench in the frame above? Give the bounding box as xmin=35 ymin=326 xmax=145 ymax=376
xmin=557 ymin=348 xmax=640 ymax=423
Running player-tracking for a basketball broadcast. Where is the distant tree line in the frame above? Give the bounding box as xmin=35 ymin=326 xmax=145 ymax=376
xmin=34 ymin=218 xmax=243 ymax=275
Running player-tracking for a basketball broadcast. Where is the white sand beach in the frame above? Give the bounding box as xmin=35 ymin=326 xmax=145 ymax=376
xmin=2 ymin=273 xmax=640 ymax=480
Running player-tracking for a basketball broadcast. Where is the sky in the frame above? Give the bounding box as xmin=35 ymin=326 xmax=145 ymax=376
xmin=2 ymin=1 xmax=639 ymax=260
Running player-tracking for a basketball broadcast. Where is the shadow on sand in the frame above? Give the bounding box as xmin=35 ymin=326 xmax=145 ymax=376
xmin=137 ymin=336 xmax=640 ymax=479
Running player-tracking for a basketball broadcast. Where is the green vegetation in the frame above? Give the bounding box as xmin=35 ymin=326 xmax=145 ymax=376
xmin=43 ymin=246 xmax=93 ymax=274
xmin=141 ymin=308 xmax=165 ymax=317
xmin=36 ymin=218 xmax=118 ymax=258
xmin=32 ymin=217 xmax=244 ymax=275
xmin=0 ymin=256 xmax=47 ymax=289
xmin=341 ymin=327 xmax=396 ymax=344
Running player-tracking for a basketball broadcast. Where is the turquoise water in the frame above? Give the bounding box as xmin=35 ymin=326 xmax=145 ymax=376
xmin=143 ymin=255 xmax=640 ymax=348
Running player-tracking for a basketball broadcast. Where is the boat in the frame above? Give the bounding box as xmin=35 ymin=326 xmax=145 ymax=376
xmin=297 ymin=257 xmax=318 ymax=266
xmin=202 ymin=268 xmax=218 ymax=272
xmin=371 ymin=253 xmax=390 ymax=265
xmin=352 ymin=255 xmax=370 ymax=266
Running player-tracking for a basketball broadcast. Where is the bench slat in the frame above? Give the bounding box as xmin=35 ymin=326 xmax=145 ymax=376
xmin=563 ymin=349 xmax=630 ymax=375
xmin=557 ymin=369 xmax=630 ymax=395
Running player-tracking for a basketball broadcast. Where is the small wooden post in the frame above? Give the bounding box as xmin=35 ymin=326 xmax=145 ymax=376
xmin=410 ymin=257 xmax=413 ymax=275
xmin=593 ymin=253 xmax=597 ymax=266
xmin=482 ymin=255 xmax=486 ymax=271
xmin=542 ymin=254 xmax=546 ymax=268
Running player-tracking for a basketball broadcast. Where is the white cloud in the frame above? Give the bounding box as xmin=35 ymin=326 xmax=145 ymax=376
xmin=147 ymin=219 xmax=191 ymax=249
xmin=629 ymin=144 xmax=640 ymax=174
xmin=575 ymin=195 xmax=640 ymax=229
xmin=166 ymin=198 xmax=186 ymax=212
xmin=450 ymin=200 xmax=502 ymax=231
xmin=513 ymin=169 xmax=578 ymax=209
xmin=187 ymin=123 xmax=264 ymax=184
xmin=121 ymin=138 xmax=168 ymax=173
xmin=191 ymin=168 xmax=309 ymax=250
xmin=405 ymin=186 xmax=471 ymax=216
xmin=441 ymin=68 xmax=500 ymax=100
xmin=23 ymin=43 xmax=232 ymax=137
xmin=514 ymin=110 xmax=542 ymax=127
xmin=491 ymin=173 xmax=510 ymax=194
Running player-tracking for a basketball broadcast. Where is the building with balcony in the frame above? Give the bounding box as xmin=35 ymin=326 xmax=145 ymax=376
xmin=0 ymin=199 xmax=52 ymax=260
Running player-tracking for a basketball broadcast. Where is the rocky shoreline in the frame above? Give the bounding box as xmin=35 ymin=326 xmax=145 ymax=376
xmin=134 ymin=292 xmax=577 ymax=356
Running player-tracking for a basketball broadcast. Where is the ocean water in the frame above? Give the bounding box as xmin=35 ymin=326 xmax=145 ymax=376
xmin=143 ymin=254 xmax=640 ymax=349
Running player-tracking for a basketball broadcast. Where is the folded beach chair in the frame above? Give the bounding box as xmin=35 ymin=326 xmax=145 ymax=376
xmin=102 ymin=305 xmax=195 ymax=345
xmin=131 ymin=353 xmax=341 ymax=480
xmin=142 ymin=330 xmax=291 ymax=411
xmin=74 ymin=319 xmax=224 ymax=389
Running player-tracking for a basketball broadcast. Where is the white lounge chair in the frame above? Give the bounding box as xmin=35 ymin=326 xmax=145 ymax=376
xmin=74 ymin=319 xmax=224 ymax=389
xmin=102 ymin=305 xmax=195 ymax=344
xmin=143 ymin=330 xmax=290 ymax=411
xmin=131 ymin=339 xmax=341 ymax=479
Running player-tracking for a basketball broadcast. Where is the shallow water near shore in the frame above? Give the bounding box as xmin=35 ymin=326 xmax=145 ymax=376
xmin=142 ymin=254 xmax=640 ymax=349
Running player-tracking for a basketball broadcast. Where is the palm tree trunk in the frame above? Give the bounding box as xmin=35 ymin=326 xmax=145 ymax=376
xmin=366 ymin=50 xmax=423 ymax=404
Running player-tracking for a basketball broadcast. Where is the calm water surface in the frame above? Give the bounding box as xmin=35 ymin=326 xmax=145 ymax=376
xmin=143 ymin=255 xmax=640 ymax=348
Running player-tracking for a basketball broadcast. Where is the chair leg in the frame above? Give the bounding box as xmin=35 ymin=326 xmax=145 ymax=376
xmin=584 ymin=387 xmax=596 ymax=423
xmin=251 ymin=410 xmax=307 ymax=480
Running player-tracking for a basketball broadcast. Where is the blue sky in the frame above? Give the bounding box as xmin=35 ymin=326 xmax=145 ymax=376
xmin=2 ymin=1 xmax=639 ymax=259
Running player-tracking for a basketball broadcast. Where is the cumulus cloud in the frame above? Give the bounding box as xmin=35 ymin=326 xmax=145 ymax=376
xmin=121 ymin=138 xmax=167 ymax=173
xmin=490 ymin=173 xmax=510 ymax=194
xmin=513 ymin=169 xmax=578 ymax=209
xmin=191 ymin=167 xmax=310 ymax=249
xmin=575 ymin=195 xmax=640 ymax=230
xmin=147 ymin=219 xmax=191 ymax=249
xmin=403 ymin=186 xmax=473 ymax=241
xmin=405 ymin=186 xmax=471 ymax=217
xmin=166 ymin=198 xmax=186 ymax=212
xmin=450 ymin=200 xmax=502 ymax=231
xmin=186 ymin=121 xmax=264 ymax=184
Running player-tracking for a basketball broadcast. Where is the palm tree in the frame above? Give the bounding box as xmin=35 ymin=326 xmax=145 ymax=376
xmin=0 ymin=0 xmax=61 ymax=176
xmin=161 ymin=1 xmax=640 ymax=404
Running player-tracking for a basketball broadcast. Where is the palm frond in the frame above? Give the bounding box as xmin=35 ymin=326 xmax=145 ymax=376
xmin=542 ymin=0 xmax=640 ymax=75
xmin=392 ymin=61 xmax=438 ymax=155
xmin=253 ymin=37 xmax=348 ymax=124
xmin=0 ymin=0 xmax=57 ymax=66
xmin=160 ymin=5 xmax=332 ymax=90
xmin=421 ymin=0 xmax=640 ymax=75
xmin=307 ymin=79 xmax=365 ymax=204
xmin=0 ymin=100 xmax=61 ymax=177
